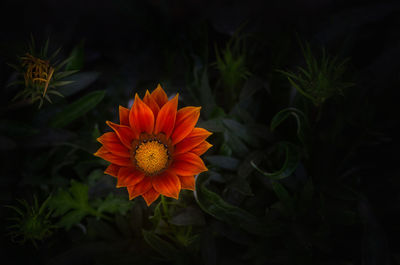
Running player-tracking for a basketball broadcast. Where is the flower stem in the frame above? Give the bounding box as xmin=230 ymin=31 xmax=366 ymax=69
xmin=160 ymin=195 xmax=169 ymax=218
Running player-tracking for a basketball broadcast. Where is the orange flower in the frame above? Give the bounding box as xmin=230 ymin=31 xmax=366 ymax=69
xmin=94 ymin=84 xmax=212 ymax=205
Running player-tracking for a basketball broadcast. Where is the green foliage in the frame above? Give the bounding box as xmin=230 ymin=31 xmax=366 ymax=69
xmin=65 ymin=40 xmax=85 ymax=71
xmin=5 ymin=195 xmax=55 ymax=247
xmin=195 ymin=172 xmax=272 ymax=236
xmin=10 ymin=37 xmax=82 ymax=108
xmin=213 ymin=28 xmax=251 ymax=109
xmin=251 ymin=142 xmax=300 ymax=180
xmin=49 ymin=180 xmax=131 ymax=229
xmin=214 ymin=29 xmax=251 ymax=90
xmin=270 ymin=107 xmax=310 ymax=145
xmin=142 ymin=230 xmax=179 ymax=260
xmin=2 ymin=21 xmax=381 ymax=265
xmin=50 ymin=90 xmax=105 ymax=128
xmin=278 ymin=41 xmax=353 ymax=106
xmin=49 ymin=180 xmax=94 ymax=229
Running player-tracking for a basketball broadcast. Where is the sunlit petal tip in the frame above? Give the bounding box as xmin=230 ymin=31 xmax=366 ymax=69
xmin=119 ymin=105 xmax=130 ymax=126
xmin=93 ymin=146 xmax=107 ymax=156
xmin=106 ymin=121 xmax=138 ymax=148
xmin=129 ymin=93 xmax=155 ymax=135
xmin=104 ymin=164 xmax=120 ymax=178
xmin=190 ymin=141 xmax=212 ymax=156
xmin=179 ymin=175 xmax=195 ymax=190
xmin=116 ymin=167 xmax=145 ymax=187
xmin=142 ymin=188 xmax=160 ymax=206
xmin=171 ymin=106 xmax=202 ymax=145
xmin=127 ymin=178 xmax=152 ymax=200
xmin=174 ymin=128 xmax=212 ymax=155
xmin=154 ymin=93 xmax=179 ymax=138
xmin=143 ymin=90 xmax=160 ymax=118
xmin=151 ymin=84 xmax=169 ymax=107
xmin=171 ymin=152 xmax=208 ymax=176
xmin=152 ymin=171 xmax=181 ymax=199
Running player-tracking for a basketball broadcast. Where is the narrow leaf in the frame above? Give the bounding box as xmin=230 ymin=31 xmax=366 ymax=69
xmin=50 ymin=90 xmax=105 ymax=128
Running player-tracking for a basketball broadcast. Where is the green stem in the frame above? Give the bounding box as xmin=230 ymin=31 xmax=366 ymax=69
xmin=88 ymin=207 xmax=113 ymax=222
xmin=160 ymin=195 xmax=169 ymax=218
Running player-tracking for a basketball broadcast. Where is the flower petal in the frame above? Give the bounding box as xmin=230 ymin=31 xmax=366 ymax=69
xmin=97 ymin=132 xmax=130 ymax=158
xmin=171 ymin=107 xmax=201 ymax=145
xmin=126 ymin=177 xmax=152 ymax=200
xmin=178 ymin=175 xmax=195 ymax=190
xmin=94 ymin=147 xmax=132 ymax=166
xmin=106 ymin=121 xmax=138 ymax=149
xmin=151 ymin=84 xmax=168 ymax=108
xmin=129 ymin=94 xmax=155 ymax=135
xmin=104 ymin=164 xmax=120 ymax=178
xmin=141 ymin=188 xmax=160 ymax=206
xmin=190 ymin=141 xmax=213 ymax=156
xmin=173 ymin=128 xmax=212 ymax=156
xmin=143 ymin=90 xmax=160 ymax=119
xmin=152 ymin=171 xmax=181 ymax=199
xmin=117 ymin=166 xmax=145 ymax=187
xmin=119 ymin=106 xmax=130 ymax=126
xmin=154 ymin=94 xmax=178 ymax=138
xmin=170 ymin=152 xmax=208 ymax=176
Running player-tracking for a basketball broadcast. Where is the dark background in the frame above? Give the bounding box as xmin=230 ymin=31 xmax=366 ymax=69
xmin=1 ymin=0 xmax=400 ymax=264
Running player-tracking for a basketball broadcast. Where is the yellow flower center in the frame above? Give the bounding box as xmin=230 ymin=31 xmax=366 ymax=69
xmin=134 ymin=140 xmax=170 ymax=175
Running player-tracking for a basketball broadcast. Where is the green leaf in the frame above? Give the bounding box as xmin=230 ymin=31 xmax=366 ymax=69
xmin=197 ymin=118 xmax=224 ymax=133
xmin=270 ymin=107 xmax=309 ymax=145
xmin=205 ymin=155 xmax=239 ymax=171
xmin=194 ymin=172 xmax=271 ymax=236
xmin=54 ymin=70 xmax=79 ymax=80
xmin=49 ymin=180 xmax=93 ymax=229
xmin=228 ymin=176 xmax=253 ymax=196
xmin=95 ymin=194 xmax=132 ymax=215
xmin=224 ymin=131 xmax=249 ymax=157
xmin=57 ymin=211 xmax=87 ymax=229
xmin=198 ymin=70 xmax=217 ymax=119
xmin=57 ymin=72 xmax=100 ymax=97
xmin=65 ymin=40 xmax=85 ymax=71
xmin=271 ymin=181 xmax=294 ymax=216
xmin=142 ymin=230 xmax=179 ymax=260
xmin=50 ymin=90 xmax=105 ymax=128
xmin=170 ymin=206 xmax=206 ymax=226
xmin=251 ymin=142 xmax=300 ymax=180
xmin=223 ymin=118 xmax=258 ymax=146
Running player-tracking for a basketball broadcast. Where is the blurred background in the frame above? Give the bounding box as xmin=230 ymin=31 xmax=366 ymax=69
xmin=1 ymin=0 xmax=400 ymax=264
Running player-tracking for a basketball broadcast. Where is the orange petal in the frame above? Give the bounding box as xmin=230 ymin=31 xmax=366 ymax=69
xmin=106 ymin=121 xmax=138 ymax=149
xmin=119 ymin=106 xmax=130 ymax=126
xmin=151 ymin=84 xmax=168 ymax=108
xmin=178 ymin=175 xmax=195 ymax=190
xmin=143 ymin=90 xmax=160 ymax=119
xmin=104 ymin=164 xmax=120 ymax=178
xmin=173 ymin=128 xmax=212 ymax=156
xmin=171 ymin=107 xmax=201 ymax=145
xmin=152 ymin=171 xmax=181 ymax=199
xmin=141 ymin=188 xmax=160 ymax=206
xmin=129 ymin=94 xmax=155 ymax=135
xmin=94 ymin=147 xmax=132 ymax=166
xmin=170 ymin=152 xmax=208 ymax=176
xmin=95 ymin=146 xmax=108 ymax=155
xmin=126 ymin=177 xmax=152 ymax=200
xmin=190 ymin=141 xmax=213 ymax=156
xmin=97 ymin=132 xmax=130 ymax=158
xmin=154 ymin=94 xmax=178 ymax=138
xmin=117 ymin=166 xmax=145 ymax=187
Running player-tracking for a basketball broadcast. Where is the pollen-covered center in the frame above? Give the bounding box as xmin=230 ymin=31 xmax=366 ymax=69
xmin=134 ymin=140 xmax=169 ymax=175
